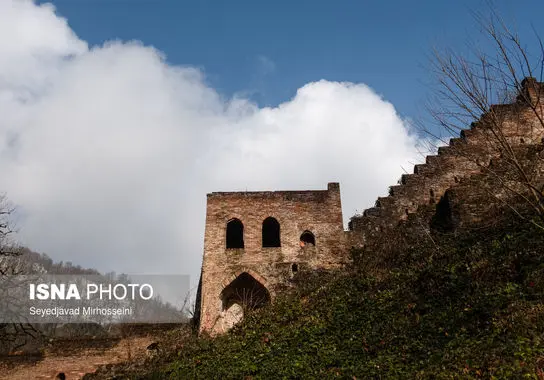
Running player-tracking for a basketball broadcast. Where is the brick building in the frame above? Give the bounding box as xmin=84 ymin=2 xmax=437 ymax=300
xmin=195 ymin=78 xmax=544 ymax=335
xmin=196 ymin=183 xmax=348 ymax=334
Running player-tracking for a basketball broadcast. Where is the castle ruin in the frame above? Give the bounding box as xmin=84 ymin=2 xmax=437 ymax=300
xmin=196 ymin=183 xmax=348 ymax=334
xmin=196 ymin=78 xmax=544 ymax=334
xmin=348 ymin=78 xmax=544 ymax=242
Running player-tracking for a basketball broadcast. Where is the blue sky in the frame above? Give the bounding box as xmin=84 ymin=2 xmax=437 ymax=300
xmin=1 ymin=0 xmax=543 ymax=281
xmin=39 ymin=0 xmax=544 ymax=119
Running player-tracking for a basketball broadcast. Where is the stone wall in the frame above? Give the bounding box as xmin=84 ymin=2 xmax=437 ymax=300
xmin=348 ymin=78 xmax=544 ymax=245
xmin=197 ymin=182 xmax=347 ymax=334
xmin=432 ymin=143 xmax=544 ymax=232
xmin=196 ymin=78 xmax=544 ymax=335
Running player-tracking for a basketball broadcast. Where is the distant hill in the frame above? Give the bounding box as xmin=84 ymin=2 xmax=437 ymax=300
xmin=17 ymin=247 xmax=101 ymax=275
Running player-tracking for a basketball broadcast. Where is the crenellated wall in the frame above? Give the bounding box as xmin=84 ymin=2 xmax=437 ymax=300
xmin=349 ymin=78 xmax=544 ymax=244
xmin=196 ymin=78 xmax=544 ymax=335
xmin=432 ymin=143 xmax=544 ymax=231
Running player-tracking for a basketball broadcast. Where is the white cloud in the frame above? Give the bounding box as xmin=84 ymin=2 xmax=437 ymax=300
xmin=0 ymin=1 xmax=421 ymax=290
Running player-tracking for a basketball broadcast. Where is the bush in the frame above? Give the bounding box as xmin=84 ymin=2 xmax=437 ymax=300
xmin=151 ymin=219 xmax=544 ymax=379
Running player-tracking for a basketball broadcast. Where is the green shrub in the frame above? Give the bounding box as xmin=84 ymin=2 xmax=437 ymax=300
xmin=148 ymin=221 xmax=544 ymax=379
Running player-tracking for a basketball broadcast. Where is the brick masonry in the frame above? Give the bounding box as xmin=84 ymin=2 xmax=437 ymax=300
xmin=197 ymin=182 xmax=348 ymax=334
xmin=348 ymin=78 xmax=544 ymax=245
xmin=196 ymin=78 xmax=544 ymax=334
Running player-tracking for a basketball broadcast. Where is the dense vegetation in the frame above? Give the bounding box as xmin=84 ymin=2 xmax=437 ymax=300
xmin=90 ymin=208 xmax=543 ymax=379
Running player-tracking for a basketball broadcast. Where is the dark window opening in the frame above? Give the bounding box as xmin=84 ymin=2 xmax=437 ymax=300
xmin=299 ymin=230 xmax=315 ymax=247
xmin=430 ymin=191 xmax=459 ymax=232
xmin=226 ymin=218 xmax=244 ymax=249
xmin=262 ymin=217 xmax=281 ymax=247
xmin=221 ymin=272 xmax=271 ymax=312
xmin=291 ymin=263 xmax=298 ymax=273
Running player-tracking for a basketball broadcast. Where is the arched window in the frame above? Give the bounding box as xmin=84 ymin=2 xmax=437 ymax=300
xmin=226 ymin=218 xmax=244 ymax=249
xmin=299 ymin=230 xmax=315 ymax=247
xmin=262 ymin=217 xmax=281 ymax=247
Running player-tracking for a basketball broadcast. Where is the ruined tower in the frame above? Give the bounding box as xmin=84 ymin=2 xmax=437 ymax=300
xmin=197 ymin=182 xmax=348 ymax=334
xmin=195 ymin=79 xmax=544 ymax=334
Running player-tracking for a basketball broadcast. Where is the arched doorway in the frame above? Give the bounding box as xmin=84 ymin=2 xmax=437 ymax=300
xmin=221 ymin=272 xmax=271 ymax=329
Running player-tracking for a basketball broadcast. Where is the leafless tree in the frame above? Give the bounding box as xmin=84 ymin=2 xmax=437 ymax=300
xmin=0 ymin=194 xmax=39 ymax=352
xmin=0 ymin=194 xmax=19 ymax=262
xmin=424 ymin=10 xmax=544 ymax=229
xmin=233 ymin=285 xmax=270 ymax=314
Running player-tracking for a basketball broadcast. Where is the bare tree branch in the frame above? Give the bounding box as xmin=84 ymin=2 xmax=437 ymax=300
xmin=425 ymin=10 xmax=544 ymax=228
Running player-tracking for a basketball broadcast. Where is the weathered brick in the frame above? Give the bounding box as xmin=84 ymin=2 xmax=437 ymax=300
xmin=197 ymin=182 xmax=348 ymax=334
xmin=197 ymin=79 xmax=544 ymax=335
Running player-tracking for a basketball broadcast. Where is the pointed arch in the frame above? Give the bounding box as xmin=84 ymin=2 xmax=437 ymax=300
xmin=221 ymin=272 xmax=271 ymax=312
